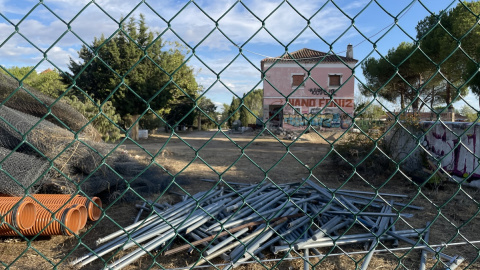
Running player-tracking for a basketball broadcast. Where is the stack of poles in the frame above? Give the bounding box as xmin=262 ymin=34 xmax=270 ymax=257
xmin=0 ymin=195 xmax=102 ymax=236
xmin=71 ymin=180 xmax=464 ymax=270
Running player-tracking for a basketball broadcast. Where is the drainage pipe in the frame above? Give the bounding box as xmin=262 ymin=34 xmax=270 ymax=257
xmin=0 ymin=199 xmax=36 ymax=231
xmin=32 ymin=195 xmax=102 ymax=221
xmin=0 ymin=205 xmax=81 ymax=236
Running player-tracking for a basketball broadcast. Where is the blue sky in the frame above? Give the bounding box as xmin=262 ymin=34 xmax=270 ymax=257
xmin=0 ymin=0 xmax=476 ymax=111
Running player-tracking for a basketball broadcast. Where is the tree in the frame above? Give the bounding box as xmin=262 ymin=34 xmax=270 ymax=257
xmin=362 ymin=42 xmax=428 ymax=112
xmin=239 ymin=102 xmax=249 ymax=127
xmin=242 ymin=89 xmax=263 ymax=125
xmin=64 ymin=15 xmax=199 ymax=140
xmin=460 ymin=105 xmax=478 ymax=122
xmin=227 ymin=89 xmax=263 ymax=127
xmin=227 ymin=97 xmax=241 ymax=128
xmin=196 ymin=97 xmax=217 ymax=130
xmin=2 ymin=66 xmax=65 ymax=98
xmin=416 ymin=1 xmax=480 ymax=109
xmin=219 ymin=103 xmax=231 ymax=129
xmin=65 ymin=96 xmax=122 ymax=141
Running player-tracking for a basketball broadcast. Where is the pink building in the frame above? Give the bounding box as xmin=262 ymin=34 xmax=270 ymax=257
xmin=261 ymin=46 xmax=357 ymax=129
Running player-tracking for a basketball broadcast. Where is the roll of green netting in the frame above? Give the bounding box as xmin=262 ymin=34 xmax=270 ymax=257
xmin=0 ymin=146 xmax=50 ymax=196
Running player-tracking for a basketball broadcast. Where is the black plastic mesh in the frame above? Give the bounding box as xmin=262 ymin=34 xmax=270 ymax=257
xmin=0 ymin=146 xmax=49 ymax=196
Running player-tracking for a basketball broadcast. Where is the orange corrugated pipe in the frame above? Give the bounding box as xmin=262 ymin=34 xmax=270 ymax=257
xmin=0 ymin=200 xmax=36 ymax=231
xmin=40 ymin=203 xmax=88 ymax=231
xmin=0 ymin=194 xmax=101 ymax=236
xmin=33 ymin=195 xmax=102 ymax=221
xmin=0 ymin=205 xmax=81 ymax=236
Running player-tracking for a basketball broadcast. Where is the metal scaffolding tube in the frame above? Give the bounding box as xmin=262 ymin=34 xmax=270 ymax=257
xmin=108 ymin=202 xmax=225 ymax=270
xmin=274 ymin=231 xmax=421 ymax=253
xmin=121 ymin=200 xmax=226 ymax=251
xmin=419 ymin=222 xmax=431 ymax=270
xmin=94 ymin=190 xmax=211 ymax=245
xmin=203 ymin=228 xmax=249 ymax=256
xmin=228 ymin=207 xmax=297 ymax=261
xmin=292 ymin=228 xmax=424 ymax=251
xmin=360 ymin=203 xmax=391 ymax=270
xmin=187 ymin=215 xmax=292 ymax=268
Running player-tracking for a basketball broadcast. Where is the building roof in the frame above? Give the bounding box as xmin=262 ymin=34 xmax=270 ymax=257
xmin=261 ymin=48 xmax=357 ymax=64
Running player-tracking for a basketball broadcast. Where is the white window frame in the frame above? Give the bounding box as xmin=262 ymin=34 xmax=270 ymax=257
xmin=291 ymin=73 xmax=306 ymax=89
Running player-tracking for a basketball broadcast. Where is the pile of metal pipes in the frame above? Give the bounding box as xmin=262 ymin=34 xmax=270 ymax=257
xmin=71 ymin=179 xmax=464 ymax=270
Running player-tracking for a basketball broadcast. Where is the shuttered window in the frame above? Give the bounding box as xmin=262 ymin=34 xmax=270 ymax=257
xmin=292 ymin=74 xmax=304 ymax=87
xmin=329 ymin=75 xmax=341 ymax=86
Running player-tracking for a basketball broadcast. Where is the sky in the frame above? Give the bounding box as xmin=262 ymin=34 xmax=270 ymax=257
xmin=0 ymin=0 xmax=477 ymax=111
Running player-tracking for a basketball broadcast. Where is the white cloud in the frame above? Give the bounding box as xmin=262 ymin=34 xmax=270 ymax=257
xmin=212 ymin=101 xmax=224 ymax=111
xmin=1 ymin=0 xmax=364 ymax=66
xmin=0 ymin=0 xmax=398 ymax=107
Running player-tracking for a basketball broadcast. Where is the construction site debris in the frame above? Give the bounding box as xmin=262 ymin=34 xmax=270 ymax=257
xmin=71 ymin=180 xmax=464 ymax=270
xmin=0 ymin=195 xmax=102 ymax=236
xmin=0 ymin=72 xmax=169 ymax=201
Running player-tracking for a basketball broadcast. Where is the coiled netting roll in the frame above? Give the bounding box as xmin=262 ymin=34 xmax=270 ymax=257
xmin=0 ymin=146 xmax=50 ymax=196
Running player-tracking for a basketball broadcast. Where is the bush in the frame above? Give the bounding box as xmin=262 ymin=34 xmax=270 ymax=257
xmin=65 ymin=96 xmax=122 ymax=142
xmin=139 ymin=112 xmax=164 ymax=132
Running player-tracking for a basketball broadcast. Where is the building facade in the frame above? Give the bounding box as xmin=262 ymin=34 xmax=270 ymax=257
xmin=261 ymin=46 xmax=357 ymax=129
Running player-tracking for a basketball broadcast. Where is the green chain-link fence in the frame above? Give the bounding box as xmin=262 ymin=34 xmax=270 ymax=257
xmin=1 ymin=0 xmax=480 ymax=269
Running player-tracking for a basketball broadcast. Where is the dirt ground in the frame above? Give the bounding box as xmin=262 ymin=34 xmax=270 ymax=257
xmin=1 ymin=129 xmax=479 ymax=269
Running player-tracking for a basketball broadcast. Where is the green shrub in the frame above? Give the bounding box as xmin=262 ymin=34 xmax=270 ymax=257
xmin=65 ymin=96 xmax=122 ymax=142
xmin=139 ymin=112 xmax=164 ymax=132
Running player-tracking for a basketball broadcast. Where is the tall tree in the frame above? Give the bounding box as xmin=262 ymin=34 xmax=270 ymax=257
xmin=220 ymin=103 xmax=231 ymax=129
xmin=196 ymin=97 xmax=217 ymax=130
xmin=362 ymin=42 xmax=427 ymax=112
xmin=466 ymin=47 xmax=480 ymax=101
xmin=227 ymin=96 xmax=241 ymax=128
xmin=227 ymin=89 xmax=263 ymax=127
xmin=416 ymin=1 xmax=480 ymax=110
xmin=64 ymin=15 xmax=199 ymax=139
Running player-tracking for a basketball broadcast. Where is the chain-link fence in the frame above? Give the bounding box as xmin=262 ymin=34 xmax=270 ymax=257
xmin=1 ymin=0 xmax=480 ymax=269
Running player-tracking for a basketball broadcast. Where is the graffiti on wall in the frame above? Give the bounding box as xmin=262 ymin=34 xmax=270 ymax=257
xmin=265 ymin=98 xmax=354 ymax=130
xmin=422 ymin=122 xmax=480 ymax=178
xmin=283 ymin=111 xmax=352 ymax=129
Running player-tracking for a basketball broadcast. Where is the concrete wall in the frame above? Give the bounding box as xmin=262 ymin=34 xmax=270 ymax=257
xmin=422 ymin=121 xmax=480 ymax=178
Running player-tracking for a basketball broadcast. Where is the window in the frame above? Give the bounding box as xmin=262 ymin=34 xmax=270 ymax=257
xmin=328 ymin=74 xmax=341 ymax=87
xmin=292 ymin=74 xmax=305 ymax=88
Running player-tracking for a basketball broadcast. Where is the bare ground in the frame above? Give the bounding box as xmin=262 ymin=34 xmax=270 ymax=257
xmin=1 ymin=129 xmax=479 ymax=269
